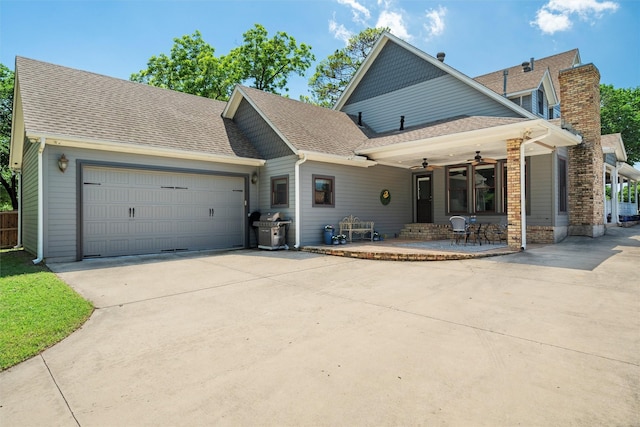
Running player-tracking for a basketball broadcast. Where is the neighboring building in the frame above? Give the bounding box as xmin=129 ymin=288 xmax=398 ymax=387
xmin=9 ymin=33 xmax=639 ymax=262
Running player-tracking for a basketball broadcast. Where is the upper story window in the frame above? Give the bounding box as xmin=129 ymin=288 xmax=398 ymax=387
xmin=271 ymin=175 xmax=289 ymax=208
xmin=537 ymin=89 xmax=544 ymax=115
xmin=313 ymin=175 xmax=335 ymax=207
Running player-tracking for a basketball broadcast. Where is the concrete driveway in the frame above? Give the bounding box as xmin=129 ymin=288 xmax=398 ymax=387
xmin=2 ymin=227 xmax=639 ymax=426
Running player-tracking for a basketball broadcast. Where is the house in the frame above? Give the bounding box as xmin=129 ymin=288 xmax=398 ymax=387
xmin=9 ymin=32 xmax=639 ymax=262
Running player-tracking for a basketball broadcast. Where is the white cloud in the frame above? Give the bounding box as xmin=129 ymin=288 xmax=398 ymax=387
xmin=532 ymin=0 xmax=619 ymax=34
xmin=533 ymin=8 xmax=573 ymax=33
xmin=329 ymin=17 xmax=353 ymax=43
xmin=376 ymin=10 xmax=412 ymax=40
xmin=424 ymin=6 xmax=447 ymax=39
xmin=337 ymin=0 xmax=371 ymax=25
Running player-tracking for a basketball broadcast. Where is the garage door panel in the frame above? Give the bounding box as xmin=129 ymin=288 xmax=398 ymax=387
xmin=83 ymin=167 xmax=246 ymax=258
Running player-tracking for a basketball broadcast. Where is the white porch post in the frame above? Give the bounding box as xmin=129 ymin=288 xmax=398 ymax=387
xmin=612 ymin=165 xmax=619 ymax=224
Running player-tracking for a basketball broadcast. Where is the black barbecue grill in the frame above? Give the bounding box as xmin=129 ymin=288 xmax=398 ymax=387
xmin=252 ymin=212 xmax=291 ymax=250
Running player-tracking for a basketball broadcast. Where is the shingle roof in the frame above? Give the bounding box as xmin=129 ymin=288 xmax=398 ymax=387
xmin=16 ymin=57 xmax=261 ymax=159
xmin=238 ymin=86 xmax=369 ymax=157
xmin=474 ymin=49 xmax=579 ymax=101
xmin=357 ymin=115 xmax=530 ymax=150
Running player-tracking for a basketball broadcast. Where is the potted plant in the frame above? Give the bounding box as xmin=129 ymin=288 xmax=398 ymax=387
xmin=373 ymin=231 xmax=380 ymax=241
xmin=339 ymin=234 xmax=347 ymax=244
xmin=331 ymin=234 xmax=341 ymax=245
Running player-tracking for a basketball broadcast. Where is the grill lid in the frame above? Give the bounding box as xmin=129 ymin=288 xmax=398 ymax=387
xmin=259 ymin=212 xmax=281 ymax=222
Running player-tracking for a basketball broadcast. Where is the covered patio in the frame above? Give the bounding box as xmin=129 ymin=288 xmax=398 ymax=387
xmin=356 ymin=116 xmax=582 ymax=251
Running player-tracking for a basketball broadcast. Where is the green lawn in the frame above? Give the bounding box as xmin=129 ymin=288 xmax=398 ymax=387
xmin=0 ymin=249 xmax=93 ymax=370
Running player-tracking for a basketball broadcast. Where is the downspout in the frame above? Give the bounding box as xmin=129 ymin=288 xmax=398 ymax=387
xmin=294 ymin=153 xmax=307 ymax=249
xmin=13 ymin=171 xmax=22 ymax=248
xmin=519 ymin=129 xmax=551 ymax=250
xmin=32 ymin=137 xmax=45 ymax=264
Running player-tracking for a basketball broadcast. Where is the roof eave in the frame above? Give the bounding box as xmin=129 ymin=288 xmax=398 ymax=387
xmin=26 ymin=132 xmax=266 ymax=167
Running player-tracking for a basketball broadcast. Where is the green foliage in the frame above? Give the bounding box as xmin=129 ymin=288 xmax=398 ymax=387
xmin=307 ymin=27 xmax=387 ymax=107
xmin=130 ymin=31 xmax=235 ymax=100
xmin=0 ymin=64 xmax=18 ymax=210
xmin=600 ymin=84 xmax=640 ymax=164
xmin=230 ymin=24 xmax=315 ymax=94
xmin=131 ymin=25 xmax=314 ymax=100
xmin=0 ymin=249 xmax=93 ymax=370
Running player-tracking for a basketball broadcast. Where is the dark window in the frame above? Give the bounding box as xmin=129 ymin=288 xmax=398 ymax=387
xmin=537 ymin=89 xmax=544 ymax=114
xmin=313 ymin=175 xmax=334 ymax=207
xmin=448 ymin=166 xmax=468 ymax=213
xmin=558 ymin=157 xmax=567 ymax=212
xmin=474 ymin=165 xmax=496 ymax=212
xmin=271 ymin=175 xmax=288 ymax=208
xmin=548 ymin=106 xmax=554 ymax=119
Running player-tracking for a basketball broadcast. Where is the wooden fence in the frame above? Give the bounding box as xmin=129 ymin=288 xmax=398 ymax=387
xmin=0 ymin=211 xmax=18 ymax=249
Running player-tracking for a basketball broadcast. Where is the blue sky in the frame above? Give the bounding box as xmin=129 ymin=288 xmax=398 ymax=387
xmin=1 ymin=0 xmax=638 ymax=101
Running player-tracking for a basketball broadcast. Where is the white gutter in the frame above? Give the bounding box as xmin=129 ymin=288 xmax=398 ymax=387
xmin=33 ymin=137 xmax=45 ymax=264
xmin=519 ymin=129 xmax=551 ymax=250
xmin=298 ymin=150 xmax=376 ymax=168
xmin=27 ymin=132 xmax=266 ymax=168
xmin=13 ymin=172 xmax=22 ymax=249
xmin=294 ymin=153 xmax=308 ymax=249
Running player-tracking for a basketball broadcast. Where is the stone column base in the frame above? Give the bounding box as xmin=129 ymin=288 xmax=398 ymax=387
xmin=568 ymin=224 xmax=605 ymax=238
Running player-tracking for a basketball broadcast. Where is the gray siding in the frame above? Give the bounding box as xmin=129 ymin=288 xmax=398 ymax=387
xmin=344 ymin=42 xmax=446 ymax=106
xmin=342 ymin=74 xmax=521 ymax=133
xmin=298 ymin=162 xmax=412 ymax=245
xmin=604 ymin=153 xmax=617 ymax=166
xmin=39 ymin=146 xmax=259 ymax=262
xmin=528 ymin=154 xmax=554 ymax=226
xmin=234 ymin=99 xmax=293 ymax=159
xmin=21 ymin=140 xmax=39 ymax=255
xmin=256 ymin=155 xmax=298 ymax=247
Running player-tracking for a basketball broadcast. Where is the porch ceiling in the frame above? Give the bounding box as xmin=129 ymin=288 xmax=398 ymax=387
xmin=357 ymin=118 xmax=581 ymax=169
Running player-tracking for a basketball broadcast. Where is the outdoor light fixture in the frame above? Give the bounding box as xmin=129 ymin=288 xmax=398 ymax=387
xmin=58 ymin=154 xmax=69 ymax=173
xmin=251 ymin=172 xmax=258 ymax=184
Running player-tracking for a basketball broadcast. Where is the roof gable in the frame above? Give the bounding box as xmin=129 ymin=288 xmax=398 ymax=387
xmin=224 ymin=86 xmax=369 ymax=158
xmin=474 ymin=49 xmax=580 ymax=102
xmin=334 ymin=32 xmax=536 ymax=120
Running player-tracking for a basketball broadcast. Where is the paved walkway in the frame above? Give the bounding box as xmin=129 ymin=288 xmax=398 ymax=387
xmin=1 ymin=226 xmax=638 ymax=426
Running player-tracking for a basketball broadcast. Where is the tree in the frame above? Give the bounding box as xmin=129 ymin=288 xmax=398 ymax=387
xmin=306 ymin=27 xmax=387 ymax=107
xmin=0 ymin=63 xmax=18 ymax=210
xmin=230 ymin=24 xmax=315 ymax=94
xmin=132 ymin=26 xmax=314 ymax=100
xmin=600 ymin=84 xmax=640 ymax=164
xmin=131 ymin=31 xmax=235 ymax=100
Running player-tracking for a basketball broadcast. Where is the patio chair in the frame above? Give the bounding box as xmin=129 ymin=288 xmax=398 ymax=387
xmin=449 ymin=216 xmax=469 ymax=245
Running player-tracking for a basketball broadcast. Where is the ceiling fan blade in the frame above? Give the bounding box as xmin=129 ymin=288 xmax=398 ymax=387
xmin=483 ymin=158 xmax=498 ymax=164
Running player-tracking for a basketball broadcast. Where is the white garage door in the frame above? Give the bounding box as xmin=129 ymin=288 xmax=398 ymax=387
xmin=82 ymin=166 xmax=246 ymax=258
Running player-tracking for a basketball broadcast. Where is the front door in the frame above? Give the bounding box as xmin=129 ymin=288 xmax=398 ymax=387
xmin=416 ymin=175 xmax=432 ymax=223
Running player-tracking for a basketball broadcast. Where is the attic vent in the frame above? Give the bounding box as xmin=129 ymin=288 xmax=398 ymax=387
xmin=522 ymin=57 xmax=535 ymax=72
xmin=436 ymin=52 xmax=445 ymax=62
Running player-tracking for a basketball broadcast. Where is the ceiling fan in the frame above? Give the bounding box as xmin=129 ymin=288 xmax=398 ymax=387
xmin=410 ymin=158 xmax=442 ymax=171
xmin=468 ymin=151 xmax=497 ymax=166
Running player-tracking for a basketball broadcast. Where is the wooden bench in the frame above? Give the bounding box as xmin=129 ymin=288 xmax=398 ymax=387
xmin=339 ymin=215 xmax=375 ymax=242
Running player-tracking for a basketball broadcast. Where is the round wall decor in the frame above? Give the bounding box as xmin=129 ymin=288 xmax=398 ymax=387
xmin=380 ymin=189 xmax=391 ymax=205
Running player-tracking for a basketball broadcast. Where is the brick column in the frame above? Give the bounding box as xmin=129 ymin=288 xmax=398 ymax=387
xmin=559 ymin=64 xmax=605 ymax=237
xmin=506 ymin=138 xmax=523 ymax=250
